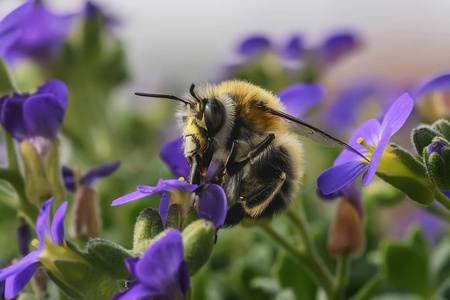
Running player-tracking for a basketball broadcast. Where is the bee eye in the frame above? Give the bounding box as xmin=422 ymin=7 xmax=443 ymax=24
xmin=204 ymin=98 xmax=224 ymax=136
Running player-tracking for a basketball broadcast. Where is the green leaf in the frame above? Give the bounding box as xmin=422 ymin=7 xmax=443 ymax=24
xmin=431 ymin=237 xmax=450 ymax=287
xmin=48 ymin=259 xmax=120 ymax=300
xmin=382 ymin=242 xmax=434 ymax=298
xmin=376 ymin=173 xmax=434 ymax=206
xmin=0 ymin=58 xmax=19 ymax=95
xmin=275 ymin=253 xmax=317 ymax=300
xmin=86 ymin=238 xmax=132 ymax=280
xmin=407 ymin=226 xmax=429 ymax=255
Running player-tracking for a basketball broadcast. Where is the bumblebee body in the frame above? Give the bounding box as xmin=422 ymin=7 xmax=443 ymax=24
xmin=177 ymin=80 xmax=303 ymax=226
xmin=137 ymin=80 xmax=365 ymax=226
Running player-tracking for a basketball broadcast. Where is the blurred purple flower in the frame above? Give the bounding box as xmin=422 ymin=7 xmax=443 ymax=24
xmin=324 ymin=81 xmax=394 ymax=132
xmin=412 ymin=72 xmax=450 ymax=120
xmin=0 ymin=0 xmax=74 ymax=64
xmin=83 ymin=1 xmax=120 ymax=28
xmin=0 ymin=80 xmax=68 ymax=157
xmin=0 ymin=198 xmax=67 ymax=299
xmin=112 ymin=230 xmax=189 ymax=300
xmin=317 ymin=32 xmax=360 ymax=66
xmin=317 ymin=182 xmax=363 ymax=217
xmin=221 ymin=31 xmax=359 ymax=79
xmin=112 ymin=179 xmax=227 ymax=229
xmin=17 ymin=225 xmax=32 ymax=258
xmin=317 ymin=93 xmax=414 ymax=194
xmin=413 ymin=72 xmax=450 ymax=99
xmin=62 ymin=161 xmax=120 ymax=193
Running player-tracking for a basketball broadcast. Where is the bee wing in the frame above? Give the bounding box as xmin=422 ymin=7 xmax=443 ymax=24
xmin=258 ymin=105 xmax=369 ymax=162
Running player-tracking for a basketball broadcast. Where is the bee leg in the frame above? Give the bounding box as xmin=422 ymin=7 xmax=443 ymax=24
xmin=224 ymin=172 xmax=286 ymax=226
xmin=206 ymin=133 xmax=275 ymax=184
xmin=226 ymin=133 xmax=275 ymax=176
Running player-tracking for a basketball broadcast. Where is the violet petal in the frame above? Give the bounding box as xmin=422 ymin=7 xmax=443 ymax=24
xmin=413 ymin=72 xmax=450 ymax=99
xmin=50 ymin=201 xmax=67 ymax=246
xmin=0 ymin=0 xmax=34 ymax=60
xmin=36 ymin=199 xmax=52 ymax=250
xmin=317 ymin=161 xmax=368 ymax=195
xmin=136 ymin=230 xmax=188 ymax=298
xmin=36 ymin=79 xmax=68 ymax=110
xmin=198 ymin=184 xmax=227 ymax=229
xmin=334 ymin=119 xmax=380 ymax=166
xmin=158 ymin=194 xmax=170 ymax=227
xmin=160 ymin=138 xmax=190 ymax=178
xmin=111 ymin=283 xmax=155 ymax=300
xmin=319 ymin=32 xmax=359 ymax=65
xmin=237 ymin=35 xmax=271 ymax=57
xmin=362 ymin=127 xmax=392 ymax=186
xmin=62 ymin=166 xmax=75 ymax=193
xmin=1 ymin=251 xmax=40 ymax=299
xmin=111 ymin=191 xmax=151 ymax=206
xmin=282 ymin=34 xmax=303 ymax=60
xmin=23 ymin=94 xmax=65 ymax=140
xmin=380 ymin=93 xmax=414 ymax=137
xmin=277 ymin=83 xmax=324 ymax=117
xmin=80 ymin=161 xmax=120 ymax=186
xmin=1 ymin=94 xmax=28 ymax=141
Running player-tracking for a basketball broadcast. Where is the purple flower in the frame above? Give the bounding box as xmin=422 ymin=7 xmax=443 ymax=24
xmin=317 ymin=32 xmax=360 ymax=67
xmin=413 ymin=72 xmax=450 ymax=99
xmin=428 ymin=140 xmax=447 ymax=157
xmin=0 ymin=198 xmax=67 ymax=299
xmin=220 ymin=31 xmax=359 ymax=80
xmin=0 ymin=79 xmax=68 ymax=156
xmin=317 ymin=93 xmax=414 ymax=194
xmin=112 ymin=230 xmax=189 ymax=300
xmin=0 ymin=0 xmax=74 ymax=64
xmin=112 ymin=179 xmax=227 ymax=229
xmin=324 ymin=81 xmax=394 ymax=132
xmin=62 ymin=161 xmax=120 ymax=193
xmin=83 ymin=1 xmax=120 ymax=28
xmin=412 ymin=72 xmax=450 ymax=121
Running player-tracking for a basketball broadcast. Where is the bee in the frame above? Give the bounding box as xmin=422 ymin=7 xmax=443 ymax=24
xmin=136 ymin=80 xmax=367 ymax=226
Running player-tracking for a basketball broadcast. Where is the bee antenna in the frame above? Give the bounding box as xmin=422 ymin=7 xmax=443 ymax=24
xmin=134 ymin=92 xmax=189 ymax=105
xmin=189 ymin=84 xmax=201 ymax=103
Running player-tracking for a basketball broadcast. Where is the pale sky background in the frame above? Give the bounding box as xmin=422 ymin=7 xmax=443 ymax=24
xmin=2 ymin=0 xmax=450 ymax=94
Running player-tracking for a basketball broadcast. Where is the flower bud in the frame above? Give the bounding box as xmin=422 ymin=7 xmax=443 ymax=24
xmin=133 ymin=208 xmax=164 ymax=255
xmin=20 ymin=140 xmax=52 ymax=204
xmin=166 ymin=204 xmax=182 ymax=230
xmin=328 ymin=197 xmax=365 ymax=257
xmin=181 ymin=207 xmax=199 ymax=230
xmin=432 ymin=119 xmax=450 ymax=142
xmin=377 ymin=144 xmax=435 ymax=206
xmin=72 ymin=186 xmax=101 ymax=245
xmin=424 ymin=140 xmax=450 ymax=191
xmin=20 ymin=139 xmax=65 ymax=205
xmin=182 ymin=219 xmax=215 ymax=276
xmin=412 ymin=125 xmax=441 ymax=156
xmin=17 ymin=224 xmax=32 ymax=257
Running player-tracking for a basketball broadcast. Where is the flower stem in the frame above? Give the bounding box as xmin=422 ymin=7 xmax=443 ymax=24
xmin=434 ymin=190 xmax=450 ymax=210
xmin=423 ymin=205 xmax=450 ymax=223
xmin=333 ymin=252 xmax=350 ymax=300
xmin=261 ymin=224 xmax=334 ymax=299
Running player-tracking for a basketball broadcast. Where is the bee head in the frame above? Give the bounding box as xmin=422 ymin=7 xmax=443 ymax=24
xmin=182 ymin=85 xmax=226 ymax=183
